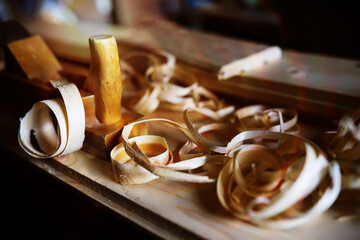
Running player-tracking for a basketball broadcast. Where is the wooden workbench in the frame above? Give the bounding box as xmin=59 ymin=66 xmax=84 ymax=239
xmin=1 ymin=19 xmax=360 ymax=239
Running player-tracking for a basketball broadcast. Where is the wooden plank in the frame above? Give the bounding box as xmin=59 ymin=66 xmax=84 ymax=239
xmin=2 ymin=20 xmax=360 ymax=239
xmin=7 ymin=35 xmax=62 ymax=82
xmin=3 ymin=108 xmax=358 ymax=240
xmin=0 ymin=113 xmax=200 ymax=240
xmin=58 ymin=150 xmax=359 ymax=240
xmin=22 ymin=20 xmax=360 ymax=119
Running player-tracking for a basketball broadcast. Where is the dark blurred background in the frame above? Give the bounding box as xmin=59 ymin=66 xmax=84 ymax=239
xmin=0 ymin=146 xmax=158 ymax=239
xmin=163 ymin=0 xmax=360 ymax=60
xmin=1 ymin=0 xmax=359 ymax=60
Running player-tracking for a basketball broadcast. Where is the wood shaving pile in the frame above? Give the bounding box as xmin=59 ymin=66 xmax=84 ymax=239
xmin=18 ymin=50 xmax=359 ymax=230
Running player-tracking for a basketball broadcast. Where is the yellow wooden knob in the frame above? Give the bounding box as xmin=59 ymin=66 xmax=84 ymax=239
xmin=84 ymin=35 xmax=122 ymax=124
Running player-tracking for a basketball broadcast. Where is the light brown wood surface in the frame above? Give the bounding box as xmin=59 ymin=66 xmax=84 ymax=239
xmin=2 ymin=20 xmax=360 ymax=239
xmin=1 ymin=107 xmax=359 ymax=240
xmin=7 ymin=35 xmax=62 ymax=82
xmin=22 ymin=20 xmax=360 ymax=120
xmin=50 ymin=108 xmax=360 ymax=240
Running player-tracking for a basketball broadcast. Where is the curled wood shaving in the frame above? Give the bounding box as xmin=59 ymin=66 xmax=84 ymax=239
xmin=217 ymin=130 xmax=341 ymax=229
xmin=233 ymin=104 xmax=298 ymax=133
xmin=121 ymin=50 xmax=234 ymax=120
xmin=17 ymin=47 xmax=359 ymax=230
xmin=218 ymin=46 xmax=282 ymax=80
xmin=327 ymin=109 xmax=360 ymax=161
xmin=111 ymin=118 xmax=216 ymax=184
xmin=113 ymin=50 xmax=345 ymax=229
xmin=18 ymin=79 xmax=85 ymax=158
xmin=327 ymin=109 xmax=360 ymax=189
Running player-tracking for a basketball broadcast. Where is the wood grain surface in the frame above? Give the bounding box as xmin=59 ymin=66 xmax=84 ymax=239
xmin=22 ymin=20 xmax=360 ymax=120
xmin=2 ymin=20 xmax=360 ymax=239
xmin=51 ymin=113 xmax=360 ymax=240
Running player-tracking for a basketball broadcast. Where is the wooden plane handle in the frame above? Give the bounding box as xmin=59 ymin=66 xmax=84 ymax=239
xmin=84 ymin=35 xmax=122 ymax=124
